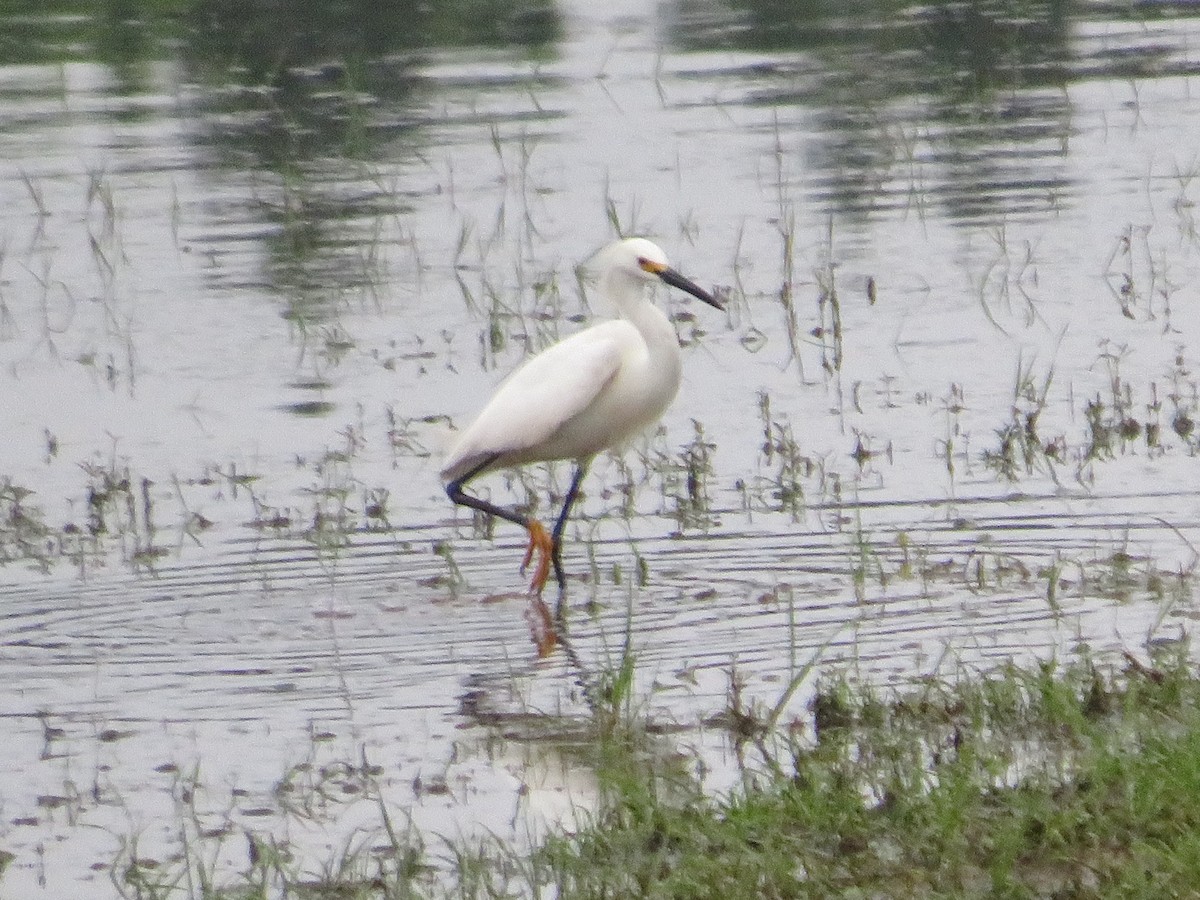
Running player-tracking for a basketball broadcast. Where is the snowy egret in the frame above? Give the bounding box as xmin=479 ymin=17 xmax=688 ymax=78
xmin=442 ymin=237 xmax=723 ymax=597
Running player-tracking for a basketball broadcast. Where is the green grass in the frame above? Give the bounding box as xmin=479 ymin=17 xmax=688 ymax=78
xmin=537 ymin=650 xmax=1200 ymax=899
xmin=102 ymin=647 xmax=1200 ymax=899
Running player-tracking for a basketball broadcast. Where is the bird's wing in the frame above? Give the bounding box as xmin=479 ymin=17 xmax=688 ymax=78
xmin=441 ymin=321 xmax=631 ymax=482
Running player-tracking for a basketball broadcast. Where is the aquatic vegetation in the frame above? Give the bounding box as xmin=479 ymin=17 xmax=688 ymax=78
xmin=0 ymin=477 xmax=52 ymax=570
xmin=84 ymin=648 xmax=1200 ymax=899
xmin=541 ymin=650 xmax=1200 ymax=899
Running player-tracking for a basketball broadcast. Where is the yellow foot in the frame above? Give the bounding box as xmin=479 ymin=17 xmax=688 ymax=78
xmin=519 ymin=520 xmax=554 ymax=596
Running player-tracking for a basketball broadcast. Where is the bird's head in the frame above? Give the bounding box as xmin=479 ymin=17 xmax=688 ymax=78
xmin=618 ymin=237 xmax=671 ymax=282
xmin=596 ymin=237 xmax=724 ymax=311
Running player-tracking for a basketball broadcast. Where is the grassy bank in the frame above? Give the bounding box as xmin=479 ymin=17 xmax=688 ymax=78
xmin=109 ymin=645 xmax=1200 ymax=899
xmin=539 ymin=650 xmax=1200 ymax=899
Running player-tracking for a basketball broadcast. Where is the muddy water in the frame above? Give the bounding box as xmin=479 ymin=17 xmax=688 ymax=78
xmin=4 ymin=0 xmax=1200 ymax=894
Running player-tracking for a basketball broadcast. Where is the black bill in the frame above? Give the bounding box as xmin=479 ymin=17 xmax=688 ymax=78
xmin=658 ymin=267 xmax=724 ymax=311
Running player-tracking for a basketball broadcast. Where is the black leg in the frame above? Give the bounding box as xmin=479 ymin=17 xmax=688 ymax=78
xmin=444 ymin=455 xmax=532 ymax=530
xmin=446 ymin=455 xmax=555 ymax=596
xmin=550 ymin=461 xmax=588 ymax=592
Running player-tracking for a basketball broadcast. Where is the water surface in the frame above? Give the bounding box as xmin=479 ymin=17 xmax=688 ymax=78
xmin=3 ymin=0 xmax=1200 ymax=894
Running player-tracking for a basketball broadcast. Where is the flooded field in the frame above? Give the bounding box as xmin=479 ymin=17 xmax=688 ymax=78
xmin=4 ymin=0 xmax=1200 ymax=894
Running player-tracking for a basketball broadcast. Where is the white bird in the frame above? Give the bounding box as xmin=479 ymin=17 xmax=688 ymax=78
xmin=442 ymin=237 xmax=723 ymax=599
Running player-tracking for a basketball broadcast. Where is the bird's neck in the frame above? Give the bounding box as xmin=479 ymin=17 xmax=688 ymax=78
xmin=605 ymin=270 xmax=681 ymax=374
xmin=602 ymin=267 xmax=642 ymax=312
xmin=606 ymin=270 xmax=670 ymax=335
xmin=604 ymin=268 xmax=684 ymax=418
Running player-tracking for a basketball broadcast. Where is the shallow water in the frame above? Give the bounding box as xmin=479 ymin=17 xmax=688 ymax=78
xmin=4 ymin=0 xmax=1200 ymax=894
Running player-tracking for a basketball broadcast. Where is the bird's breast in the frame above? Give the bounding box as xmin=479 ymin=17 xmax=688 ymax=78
xmin=570 ymin=311 xmax=683 ymax=451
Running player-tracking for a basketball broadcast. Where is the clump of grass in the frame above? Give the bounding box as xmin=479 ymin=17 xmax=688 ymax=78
xmin=739 ymin=390 xmax=813 ymax=520
xmin=537 ymin=647 xmax=1200 ymax=899
xmin=0 ymin=477 xmax=53 ymax=570
xmin=1166 ymin=347 xmax=1199 ymax=453
xmin=664 ymin=419 xmax=719 ymax=533
xmin=983 ymin=343 xmax=1200 ymax=486
xmin=0 ymin=457 xmax=176 ymax=574
xmin=813 ymin=216 xmax=844 ymax=380
xmin=982 ymin=354 xmax=1062 ymax=483
xmin=78 ymin=454 xmax=171 ymax=570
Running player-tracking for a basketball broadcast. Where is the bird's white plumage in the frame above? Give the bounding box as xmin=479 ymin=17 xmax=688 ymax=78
xmin=440 ymin=237 xmax=722 ymax=599
xmin=441 ymin=321 xmax=628 ymax=482
xmin=441 ymin=237 xmax=707 ymax=485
